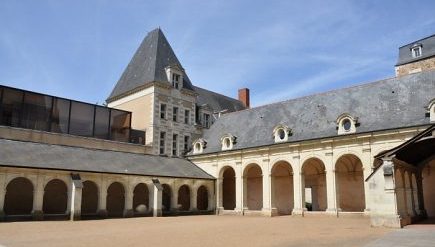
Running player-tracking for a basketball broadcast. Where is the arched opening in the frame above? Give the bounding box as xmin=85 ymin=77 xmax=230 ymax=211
xmin=133 ymin=183 xmax=149 ymax=215
xmin=302 ymin=158 xmax=327 ymax=211
xmin=244 ymin=164 xmax=263 ymax=210
xmin=81 ymin=180 xmax=98 ymax=216
xmin=197 ymin=186 xmax=209 ymax=211
xmin=43 ymin=179 xmax=68 ymax=214
xmin=162 ymin=184 xmax=172 ymax=212
xmin=106 ymin=182 xmax=125 ymax=217
xmin=4 ymin=177 xmax=34 ymax=215
xmin=335 ymin=154 xmax=365 ymax=212
xmin=271 ymin=161 xmax=293 ymax=215
xmin=222 ymin=167 xmax=236 ymax=210
xmin=177 ymin=185 xmax=191 ymax=211
xmin=422 ymin=159 xmax=435 ymax=217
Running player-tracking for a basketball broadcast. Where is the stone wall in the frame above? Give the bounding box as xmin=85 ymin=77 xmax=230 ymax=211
xmin=395 ymin=56 xmax=435 ymax=77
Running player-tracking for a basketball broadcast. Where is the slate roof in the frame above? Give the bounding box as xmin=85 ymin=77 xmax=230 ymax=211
xmin=107 ymin=28 xmax=195 ymax=102
xmin=397 ymin=34 xmax=435 ymax=66
xmin=0 ymin=139 xmax=214 ymax=179
xmin=194 ymin=71 xmax=435 ymax=155
xmin=194 ymin=86 xmax=246 ymax=113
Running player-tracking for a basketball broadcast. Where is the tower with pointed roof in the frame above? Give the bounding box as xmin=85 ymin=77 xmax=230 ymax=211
xmin=107 ymin=28 xmax=246 ymax=156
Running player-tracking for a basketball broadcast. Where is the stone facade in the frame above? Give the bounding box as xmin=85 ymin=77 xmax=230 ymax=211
xmin=395 ymin=56 xmax=435 ymax=77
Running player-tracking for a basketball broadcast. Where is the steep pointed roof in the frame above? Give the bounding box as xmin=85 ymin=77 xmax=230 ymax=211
xmin=107 ymin=28 xmax=194 ymax=102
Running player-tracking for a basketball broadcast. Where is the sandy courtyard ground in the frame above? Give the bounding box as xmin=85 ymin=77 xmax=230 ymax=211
xmin=0 ymin=215 xmax=391 ymax=247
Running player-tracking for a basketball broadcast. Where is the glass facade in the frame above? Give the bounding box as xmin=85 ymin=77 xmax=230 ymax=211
xmin=0 ymin=85 xmax=133 ymax=143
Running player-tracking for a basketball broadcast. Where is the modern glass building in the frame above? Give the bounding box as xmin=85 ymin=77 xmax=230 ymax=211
xmin=0 ymin=85 xmax=139 ymax=143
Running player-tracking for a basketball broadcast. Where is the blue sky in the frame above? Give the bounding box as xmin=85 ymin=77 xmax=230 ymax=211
xmin=1 ymin=0 xmax=434 ymax=107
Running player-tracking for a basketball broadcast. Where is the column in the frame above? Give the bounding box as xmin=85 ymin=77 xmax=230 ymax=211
xmin=69 ymin=181 xmax=82 ymax=221
xmin=235 ymin=165 xmax=243 ymax=214
xmin=411 ymin=174 xmax=420 ymax=216
xmin=171 ymin=186 xmax=179 ymax=212
xmin=152 ymin=183 xmax=162 ymax=217
xmin=325 ymin=154 xmax=338 ymax=215
xmin=0 ymin=174 xmax=6 ymax=220
xmin=148 ymin=183 xmax=155 ymax=214
xmin=190 ymin=186 xmax=197 ymax=211
xmin=262 ymin=159 xmax=271 ymax=216
xmin=97 ymin=179 xmax=107 ymax=217
xmin=208 ymin=184 xmax=215 ymax=211
xmin=292 ymin=155 xmax=304 ymax=216
xmin=32 ymin=175 xmax=44 ymax=220
xmin=124 ymin=184 xmax=134 ymax=217
xmin=216 ymin=178 xmax=224 ymax=213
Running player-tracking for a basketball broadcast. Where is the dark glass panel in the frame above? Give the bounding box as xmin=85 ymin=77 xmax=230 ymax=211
xmin=94 ymin=106 xmax=110 ymax=139
xmin=51 ymin=98 xmax=70 ymax=134
xmin=69 ymin=101 xmax=94 ymax=137
xmin=21 ymin=92 xmax=52 ymax=131
xmin=0 ymin=88 xmax=23 ymax=127
xmin=110 ymin=109 xmax=131 ymax=142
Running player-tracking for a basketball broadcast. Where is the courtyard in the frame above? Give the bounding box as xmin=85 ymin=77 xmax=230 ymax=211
xmin=0 ymin=215 xmax=392 ymax=247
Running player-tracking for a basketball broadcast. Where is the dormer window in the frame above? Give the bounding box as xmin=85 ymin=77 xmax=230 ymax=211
xmin=192 ymin=138 xmax=207 ymax=154
xmin=411 ymin=44 xmax=422 ymax=58
xmin=165 ymin=65 xmax=184 ymax=90
xmin=428 ymin=99 xmax=435 ymax=122
xmin=336 ymin=114 xmax=358 ymax=135
xmin=221 ymin=134 xmax=236 ymax=151
xmin=172 ymin=73 xmax=180 ymax=89
xmin=273 ymin=125 xmax=292 ymax=143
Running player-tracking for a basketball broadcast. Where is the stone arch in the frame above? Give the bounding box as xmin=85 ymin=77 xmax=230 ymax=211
xmin=302 ymin=158 xmax=327 ymax=211
xmin=106 ymin=182 xmax=125 ymax=217
xmin=220 ymin=166 xmax=236 ymax=210
xmin=197 ymin=185 xmax=209 ymax=211
xmin=133 ymin=183 xmax=149 ymax=214
xmin=162 ymin=184 xmax=172 ymax=212
xmin=177 ymin=185 xmax=191 ymax=211
xmin=335 ymin=154 xmax=365 ymax=212
xmin=81 ymin=180 xmax=99 ymax=216
xmin=271 ymin=161 xmax=294 ymax=215
xmin=243 ymin=163 xmax=263 ymax=210
xmin=43 ymin=179 xmax=68 ymax=214
xmin=4 ymin=177 xmax=34 ymax=215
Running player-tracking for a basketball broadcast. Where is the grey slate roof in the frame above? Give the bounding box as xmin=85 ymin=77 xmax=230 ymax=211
xmin=195 ymin=71 xmax=435 ymax=155
xmin=0 ymin=139 xmax=214 ymax=179
xmin=397 ymin=34 xmax=435 ymax=66
xmin=194 ymin=86 xmax=246 ymax=113
xmin=107 ymin=28 xmax=194 ymax=102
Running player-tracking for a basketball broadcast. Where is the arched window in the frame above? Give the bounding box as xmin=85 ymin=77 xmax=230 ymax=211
xmin=192 ymin=138 xmax=207 ymax=154
xmin=221 ymin=134 xmax=236 ymax=151
xmin=428 ymin=98 xmax=435 ymax=122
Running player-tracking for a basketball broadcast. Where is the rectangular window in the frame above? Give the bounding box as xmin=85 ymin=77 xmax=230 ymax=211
xmin=110 ymin=109 xmax=131 ymax=142
xmin=412 ymin=47 xmax=422 ymax=58
xmin=172 ymin=134 xmax=178 ymax=156
xmin=69 ymin=101 xmax=94 ymax=137
xmin=51 ymin=98 xmax=70 ymax=134
xmin=184 ymin=110 xmax=190 ymax=124
xmin=184 ymin=135 xmax=190 ymax=153
xmin=173 ymin=107 xmax=178 ymax=122
xmin=21 ymin=92 xmax=52 ymax=131
xmin=172 ymin=73 xmax=180 ymax=89
xmin=160 ymin=131 xmax=166 ymax=155
xmin=94 ymin=106 xmax=110 ymax=139
xmin=0 ymin=87 xmax=24 ymax=127
xmin=203 ymin=113 xmax=210 ymax=128
xmin=160 ymin=104 xmax=166 ymax=119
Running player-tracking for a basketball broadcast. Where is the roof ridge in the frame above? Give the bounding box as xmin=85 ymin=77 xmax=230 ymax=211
xmin=217 ymin=73 xmax=404 ymax=119
xmin=194 ymin=86 xmax=242 ymax=103
xmin=398 ymin=33 xmax=435 ymax=49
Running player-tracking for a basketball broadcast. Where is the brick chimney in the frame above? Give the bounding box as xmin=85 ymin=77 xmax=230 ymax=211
xmin=238 ymin=88 xmax=250 ymax=108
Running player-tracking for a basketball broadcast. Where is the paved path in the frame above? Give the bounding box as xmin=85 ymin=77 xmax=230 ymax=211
xmin=365 ymin=223 xmax=435 ymax=247
xmin=0 ymin=215 xmax=389 ymax=247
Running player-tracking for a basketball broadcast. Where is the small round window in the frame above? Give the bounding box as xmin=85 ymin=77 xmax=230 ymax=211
xmin=278 ymin=129 xmax=286 ymax=140
xmin=342 ymin=119 xmax=352 ymax=131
